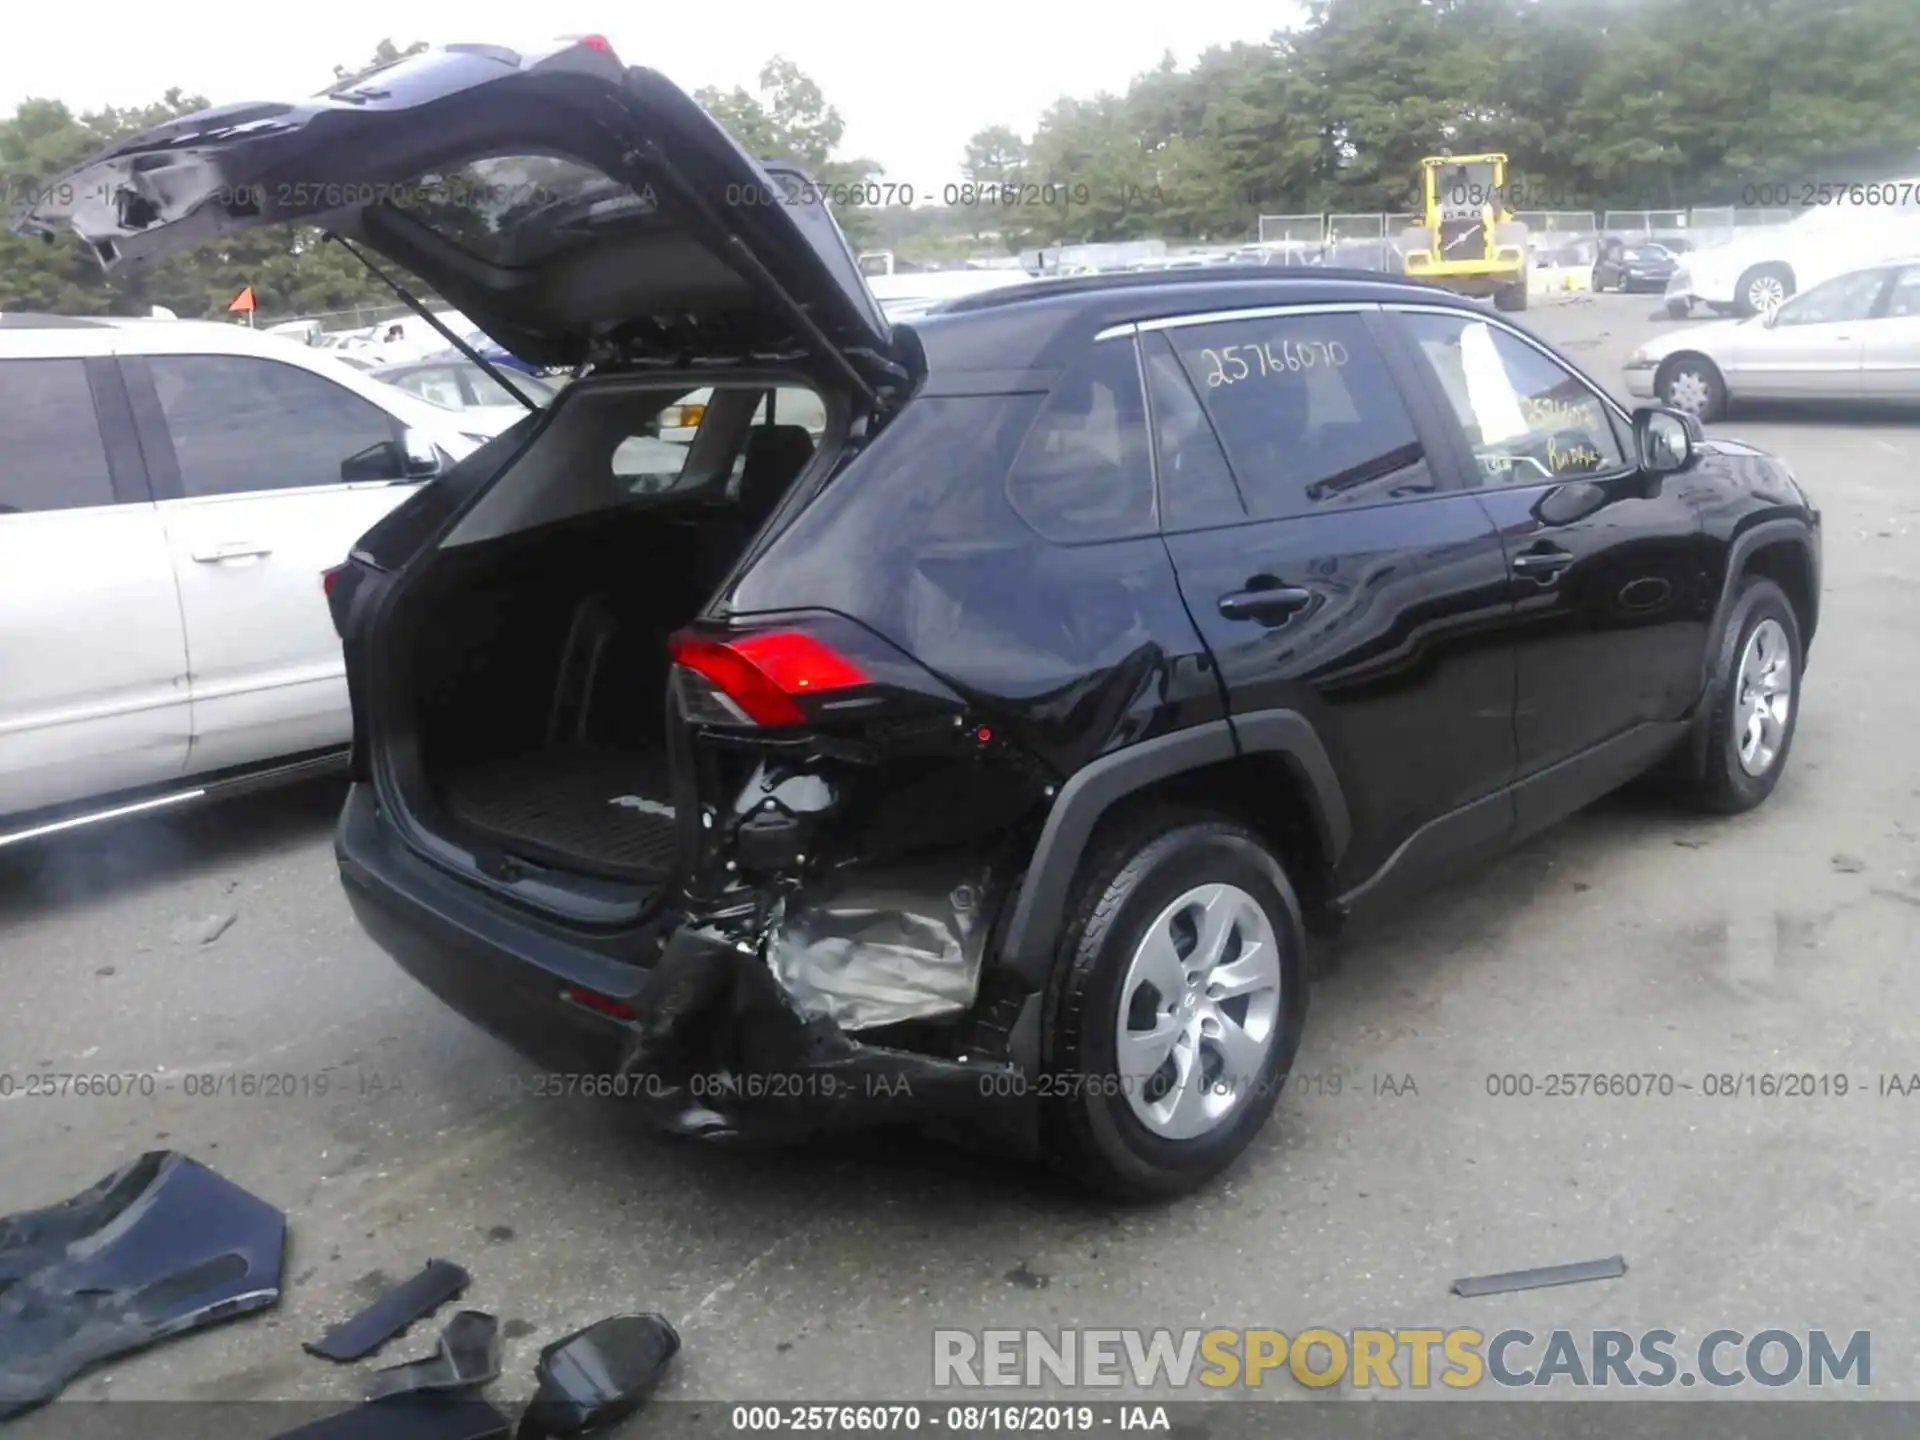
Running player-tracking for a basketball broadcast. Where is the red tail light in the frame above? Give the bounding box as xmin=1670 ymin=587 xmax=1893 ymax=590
xmin=322 ymin=564 xmax=346 ymax=598
xmin=576 ymin=34 xmax=613 ymax=51
xmin=668 ymin=629 xmax=869 ymax=726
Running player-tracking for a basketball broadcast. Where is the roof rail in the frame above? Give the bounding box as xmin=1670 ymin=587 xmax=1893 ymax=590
xmin=934 ymin=265 xmax=1451 ymax=315
xmin=0 ymin=312 xmax=109 ymax=329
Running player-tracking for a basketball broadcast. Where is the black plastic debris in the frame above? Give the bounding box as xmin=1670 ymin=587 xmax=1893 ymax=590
xmin=517 ymin=1314 xmax=681 ymax=1438
xmin=271 ymin=1394 xmax=511 ymax=1439
xmin=306 ymin=1260 xmax=472 ymax=1363
xmin=0 ymin=1151 xmax=286 ymax=1421
xmin=367 ymin=1311 xmax=501 ymax=1402
xmin=1451 ymin=1254 xmax=1628 ymax=1298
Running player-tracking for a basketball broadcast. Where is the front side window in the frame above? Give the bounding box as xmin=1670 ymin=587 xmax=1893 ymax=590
xmin=1004 ymin=339 xmax=1155 ymax=543
xmin=0 ymin=359 xmax=116 ymax=514
xmin=1886 ymin=267 xmax=1920 ymax=319
xmin=149 ymin=356 xmax=405 ymax=496
xmin=1773 ymin=269 xmax=1891 ymax=327
xmin=1166 ymin=312 xmax=1434 ymax=519
xmin=1402 ymin=312 xmax=1627 ymax=485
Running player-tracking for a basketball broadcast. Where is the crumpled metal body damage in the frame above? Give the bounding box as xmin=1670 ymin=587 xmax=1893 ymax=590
xmin=614 ymin=918 xmax=1033 ymax=1148
xmin=0 ymin=1151 xmax=286 ymax=1419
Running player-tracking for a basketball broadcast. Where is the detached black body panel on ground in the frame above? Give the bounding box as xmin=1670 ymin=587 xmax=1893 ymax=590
xmin=0 ymin=1152 xmax=285 ymax=1419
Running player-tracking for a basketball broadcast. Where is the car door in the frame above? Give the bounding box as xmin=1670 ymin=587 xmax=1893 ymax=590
xmin=1859 ymin=264 xmax=1920 ymax=397
xmin=1731 ymin=267 xmax=1892 ymax=396
xmin=0 ymin=349 xmax=192 ymax=824
xmin=123 ymin=349 xmax=432 ymax=776
xmin=1146 ymin=305 xmax=1519 ymax=894
xmin=1385 ymin=305 xmax=1711 ymax=820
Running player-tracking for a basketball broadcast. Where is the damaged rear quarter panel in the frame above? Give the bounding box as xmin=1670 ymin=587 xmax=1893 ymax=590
xmin=698 ymin=359 xmax=1223 ymax=1041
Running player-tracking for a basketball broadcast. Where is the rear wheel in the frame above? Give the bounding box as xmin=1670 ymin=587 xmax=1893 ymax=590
xmin=1494 ymin=280 xmax=1529 ymax=312
xmin=1043 ymin=811 xmax=1307 ymax=1199
xmin=1655 ymin=353 xmax=1727 ymax=422
xmin=1666 ymin=296 xmax=1693 ymax=319
xmin=1735 ymin=263 xmax=1793 ymax=318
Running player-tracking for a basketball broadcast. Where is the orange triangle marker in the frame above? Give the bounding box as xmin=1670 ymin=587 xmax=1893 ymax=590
xmin=228 ymin=285 xmax=256 ymax=313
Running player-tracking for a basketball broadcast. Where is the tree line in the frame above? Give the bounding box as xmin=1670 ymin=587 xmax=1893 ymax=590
xmin=3 ymin=0 xmax=1917 ymax=320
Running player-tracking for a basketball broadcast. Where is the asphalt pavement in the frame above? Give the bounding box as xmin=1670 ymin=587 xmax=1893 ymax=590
xmin=2 ymin=291 xmax=1917 ymax=1427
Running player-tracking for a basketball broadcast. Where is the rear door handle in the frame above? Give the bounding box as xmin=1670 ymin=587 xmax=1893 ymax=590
xmin=1218 ymin=585 xmax=1313 ymax=624
xmin=191 ymin=542 xmax=273 ymax=563
xmin=1511 ymin=548 xmax=1575 ymax=579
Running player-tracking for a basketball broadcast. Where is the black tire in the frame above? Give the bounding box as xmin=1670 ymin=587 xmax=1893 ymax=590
xmin=1733 ymin=263 xmax=1794 ymax=318
xmin=1690 ymin=579 xmax=1803 ymax=814
xmin=1494 ymin=281 xmax=1528 ymax=312
xmin=1666 ymin=296 xmax=1693 ymax=319
xmin=1043 ymin=809 xmax=1307 ymax=1200
xmin=1655 ymin=352 xmax=1728 ymax=422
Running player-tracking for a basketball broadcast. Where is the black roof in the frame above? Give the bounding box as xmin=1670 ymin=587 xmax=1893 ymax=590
xmin=909 ymin=268 xmax=1478 ymax=381
xmin=937 ymin=265 xmax=1448 ymax=315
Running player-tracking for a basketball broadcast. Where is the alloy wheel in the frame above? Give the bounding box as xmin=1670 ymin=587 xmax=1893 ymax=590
xmin=1747 ymin=274 xmax=1788 ymax=315
xmin=1115 ymin=883 xmax=1283 ymax=1141
xmin=1734 ymin=617 xmax=1793 ymax=777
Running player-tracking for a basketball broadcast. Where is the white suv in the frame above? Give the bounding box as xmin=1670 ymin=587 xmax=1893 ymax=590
xmin=0 ymin=313 xmax=498 ymax=844
xmin=1667 ymin=182 xmax=1920 ymax=317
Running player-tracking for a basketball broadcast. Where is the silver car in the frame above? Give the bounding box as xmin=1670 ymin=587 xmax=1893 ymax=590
xmin=1625 ymin=257 xmax=1920 ymax=420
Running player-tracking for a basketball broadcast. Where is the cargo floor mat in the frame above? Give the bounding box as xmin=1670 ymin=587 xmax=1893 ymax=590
xmin=437 ymin=748 xmax=678 ymax=875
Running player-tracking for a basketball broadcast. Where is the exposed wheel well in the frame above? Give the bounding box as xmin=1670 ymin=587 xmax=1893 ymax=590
xmin=1082 ymin=755 xmax=1334 ymax=932
xmin=1742 ymin=539 xmax=1817 ymax=646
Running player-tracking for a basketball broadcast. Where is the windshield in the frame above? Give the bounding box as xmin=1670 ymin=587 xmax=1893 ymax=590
xmin=386 ymin=155 xmax=655 ymax=267
xmin=468 ymin=369 xmax=554 ymax=406
xmin=1436 ymin=161 xmax=1498 ymax=215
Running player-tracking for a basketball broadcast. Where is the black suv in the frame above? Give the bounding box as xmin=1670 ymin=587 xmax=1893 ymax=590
xmin=25 ymin=40 xmax=1822 ymax=1197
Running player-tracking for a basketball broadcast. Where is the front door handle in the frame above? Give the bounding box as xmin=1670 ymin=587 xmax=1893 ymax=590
xmin=191 ymin=542 xmax=273 ymax=563
xmin=1218 ymin=584 xmax=1313 ymax=624
xmin=1511 ymin=547 xmax=1575 ymax=580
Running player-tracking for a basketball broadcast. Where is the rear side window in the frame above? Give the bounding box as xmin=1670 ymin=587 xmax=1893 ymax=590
xmin=1142 ymin=333 xmax=1245 ymax=532
xmin=148 ymin=355 xmax=404 ymax=496
xmin=0 ymin=359 xmax=115 ymax=514
xmin=1166 ymin=313 xmax=1435 ymax=519
xmin=1005 ymin=339 xmax=1155 ymax=542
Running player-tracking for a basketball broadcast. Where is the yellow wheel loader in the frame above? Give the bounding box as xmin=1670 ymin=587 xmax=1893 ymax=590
xmin=1399 ymin=153 xmax=1531 ymax=312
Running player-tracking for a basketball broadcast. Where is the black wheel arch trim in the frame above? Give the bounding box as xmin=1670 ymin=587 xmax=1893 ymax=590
xmin=1683 ymin=519 xmax=1817 ymax=776
xmin=1699 ymin=518 xmax=1819 ymax=694
xmin=995 ymin=710 xmax=1351 ymax=991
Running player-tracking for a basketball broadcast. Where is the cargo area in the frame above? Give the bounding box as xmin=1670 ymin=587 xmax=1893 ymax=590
xmin=383 ymin=379 xmax=827 ymax=880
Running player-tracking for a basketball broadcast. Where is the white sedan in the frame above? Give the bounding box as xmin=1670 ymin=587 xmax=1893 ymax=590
xmin=1625 ymin=257 xmax=1920 ymax=420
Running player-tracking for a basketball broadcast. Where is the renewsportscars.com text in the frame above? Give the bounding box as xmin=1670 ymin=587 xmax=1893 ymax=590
xmin=932 ymin=1327 xmax=1871 ymax=1390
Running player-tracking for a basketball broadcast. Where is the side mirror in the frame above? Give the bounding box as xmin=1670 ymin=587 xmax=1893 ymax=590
xmin=1633 ymin=406 xmax=1700 ymax=474
xmin=399 ymin=427 xmax=445 ymax=479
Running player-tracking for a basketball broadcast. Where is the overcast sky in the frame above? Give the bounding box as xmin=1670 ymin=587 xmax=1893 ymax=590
xmin=0 ymin=2 xmax=1300 ymax=188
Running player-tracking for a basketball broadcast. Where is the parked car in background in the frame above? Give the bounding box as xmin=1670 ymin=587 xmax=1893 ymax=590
xmin=1627 ymin=256 xmax=1920 ymax=418
xmin=1593 ymin=239 xmax=1680 ymax=292
xmin=1665 ymin=182 xmax=1920 ymax=316
xmin=371 ymin=357 xmax=558 ymax=437
xmin=0 ymin=314 xmax=491 ymax=845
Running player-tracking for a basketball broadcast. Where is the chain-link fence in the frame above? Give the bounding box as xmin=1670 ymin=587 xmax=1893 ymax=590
xmin=1257 ymin=213 xmax=1327 ymax=247
xmin=1254 ymin=204 xmax=1812 ymax=267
